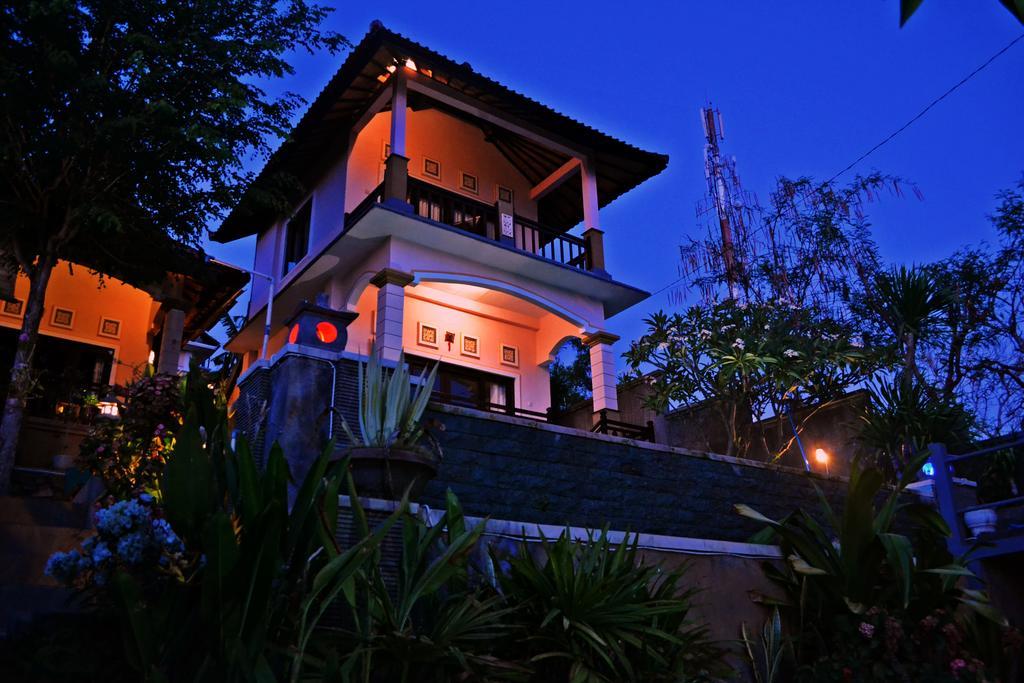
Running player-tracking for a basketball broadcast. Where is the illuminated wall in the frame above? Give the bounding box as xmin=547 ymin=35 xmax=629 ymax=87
xmin=0 ymin=263 xmax=159 ymax=386
xmin=346 ymin=107 xmax=539 ymax=220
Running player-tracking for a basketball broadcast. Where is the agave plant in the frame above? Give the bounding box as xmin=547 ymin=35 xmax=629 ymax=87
xmin=340 ymin=351 xmax=439 ymax=450
xmin=742 ymin=608 xmax=788 ymax=683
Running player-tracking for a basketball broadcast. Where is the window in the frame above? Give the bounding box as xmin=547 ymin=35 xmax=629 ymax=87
xmin=283 ymin=200 xmax=312 ymax=275
xmin=408 ymin=355 xmax=514 ymax=414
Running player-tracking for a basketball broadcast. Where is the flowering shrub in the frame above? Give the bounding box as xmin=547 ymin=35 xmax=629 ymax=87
xmin=79 ymin=373 xmax=181 ymax=498
xmin=806 ymin=608 xmax=1001 ymax=682
xmin=45 ymin=495 xmax=187 ymax=588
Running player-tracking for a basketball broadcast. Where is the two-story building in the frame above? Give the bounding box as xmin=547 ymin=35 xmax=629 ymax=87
xmin=215 ymin=22 xmax=666 ymax=425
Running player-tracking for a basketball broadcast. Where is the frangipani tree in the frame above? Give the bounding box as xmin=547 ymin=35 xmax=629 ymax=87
xmin=625 ymin=299 xmax=877 ymax=458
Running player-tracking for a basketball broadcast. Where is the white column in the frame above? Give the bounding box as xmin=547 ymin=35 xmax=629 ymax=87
xmin=389 ymin=69 xmax=408 ymax=157
xmin=581 ymin=156 xmax=600 ymax=230
xmin=370 ymin=268 xmax=414 ymax=362
xmin=584 ymin=331 xmax=619 ymax=413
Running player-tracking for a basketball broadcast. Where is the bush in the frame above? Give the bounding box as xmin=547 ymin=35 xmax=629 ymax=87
xmin=45 ymin=369 xmax=724 ymax=682
xmin=498 ymin=530 xmax=724 ymax=682
xmin=79 ymin=372 xmax=181 ymax=498
xmin=738 ymin=454 xmax=1022 ymax=681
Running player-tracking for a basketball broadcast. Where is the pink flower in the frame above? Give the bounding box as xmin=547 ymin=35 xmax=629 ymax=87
xmin=950 ymin=658 xmax=967 ymax=676
xmin=859 ymin=622 xmax=875 ymax=639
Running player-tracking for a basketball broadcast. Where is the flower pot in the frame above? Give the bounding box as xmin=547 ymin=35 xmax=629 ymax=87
xmin=344 ymin=447 xmax=438 ymax=501
xmin=963 ymin=508 xmax=998 ymax=537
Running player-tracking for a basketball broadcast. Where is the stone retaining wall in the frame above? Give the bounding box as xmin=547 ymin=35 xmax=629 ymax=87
xmin=422 ymin=403 xmax=848 ymax=542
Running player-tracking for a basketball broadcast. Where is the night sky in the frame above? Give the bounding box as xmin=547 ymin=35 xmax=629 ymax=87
xmin=204 ymin=1 xmax=1024 ymax=347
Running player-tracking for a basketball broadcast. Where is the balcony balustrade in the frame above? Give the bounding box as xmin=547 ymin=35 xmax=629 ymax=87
xmin=347 ymin=178 xmax=593 ymax=272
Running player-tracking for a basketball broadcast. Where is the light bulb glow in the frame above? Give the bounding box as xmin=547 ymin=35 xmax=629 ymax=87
xmin=814 ymin=448 xmax=829 ymax=464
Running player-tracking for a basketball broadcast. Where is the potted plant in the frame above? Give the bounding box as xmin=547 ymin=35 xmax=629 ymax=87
xmin=338 ymin=351 xmax=440 ymax=500
xmin=965 ymin=450 xmax=1016 ymax=537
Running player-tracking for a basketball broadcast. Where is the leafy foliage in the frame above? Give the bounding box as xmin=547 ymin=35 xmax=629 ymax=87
xmin=339 ymin=351 xmax=440 ymax=450
xmin=44 ymin=368 xmax=722 ymax=682
xmin=737 ymin=455 xmax=1021 ymax=680
xmin=549 ymin=338 xmax=593 ymax=414
xmin=0 ymin=0 xmax=346 ymax=490
xmin=498 ymin=530 xmax=723 ymax=682
xmin=78 ymin=372 xmax=181 ymax=498
xmin=626 ymin=298 xmax=876 ymax=457
xmin=900 ymin=0 xmax=1024 ymax=26
xmin=741 ymin=608 xmax=788 ymax=683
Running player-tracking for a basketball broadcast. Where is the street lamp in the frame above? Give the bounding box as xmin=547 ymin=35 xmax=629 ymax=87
xmin=206 ymin=256 xmax=275 ymax=360
xmin=815 ymin=447 xmax=830 ymax=476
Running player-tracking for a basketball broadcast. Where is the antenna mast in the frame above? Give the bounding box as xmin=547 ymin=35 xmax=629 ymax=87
xmin=697 ymin=104 xmax=750 ymax=301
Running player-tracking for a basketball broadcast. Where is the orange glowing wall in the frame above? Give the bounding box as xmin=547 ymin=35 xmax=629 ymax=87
xmin=0 ymin=263 xmax=159 ymax=386
xmin=346 ymin=108 xmax=539 ymax=220
xmin=342 ymin=283 xmax=582 ymax=413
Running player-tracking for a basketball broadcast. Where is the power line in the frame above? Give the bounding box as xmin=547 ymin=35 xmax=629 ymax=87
xmin=649 ymin=31 xmax=1024 ymax=303
xmin=826 ymin=31 xmax=1024 ymax=183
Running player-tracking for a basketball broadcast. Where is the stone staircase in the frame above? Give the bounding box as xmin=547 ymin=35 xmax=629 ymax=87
xmin=0 ymin=497 xmax=91 ymax=639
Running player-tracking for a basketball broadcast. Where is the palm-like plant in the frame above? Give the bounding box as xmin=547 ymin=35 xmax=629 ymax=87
xmin=499 ymin=529 xmax=722 ymax=682
xmin=736 ymin=454 xmax=984 ymax=665
xmin=324 ymin=490 xmax=528 ymax=683
xmin=339 ymin=351 xmax=439 ymax=450
xmin=872 ymin=265 xmax=947 ymax=389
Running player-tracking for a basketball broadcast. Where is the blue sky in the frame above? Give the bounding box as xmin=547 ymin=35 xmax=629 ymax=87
xmin=205 ymin=1 xmax=1024 ymax=346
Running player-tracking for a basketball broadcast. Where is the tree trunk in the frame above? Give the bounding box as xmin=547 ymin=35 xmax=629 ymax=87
xmin=0 ymin=252 xmax=57 ymax=494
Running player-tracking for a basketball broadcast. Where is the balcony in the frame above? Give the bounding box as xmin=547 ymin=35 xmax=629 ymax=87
xmin=347 ymin=178 xmax=593 ymax=272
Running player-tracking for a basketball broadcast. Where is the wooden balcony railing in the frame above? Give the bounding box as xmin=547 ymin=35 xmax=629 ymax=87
xmin=430 ymin=390 xmax=549 ymax=421
xmin=346 ymin=179 xmax=593 ymax=272
xmin=591 ymin=409 xmax=655 ymax=442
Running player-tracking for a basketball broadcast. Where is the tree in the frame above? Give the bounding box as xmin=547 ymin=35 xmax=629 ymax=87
xmin=852 ymin=182 xmax=1024 ymax=438
xmin=548 ymin=338 xmax=591 ymax=413
xmin=627 ymin=174 xmax=897 ymax=458
xmin=900 ymin=0 xmax=1024 ymax=26
xmin=0 ymin=0 xmax=346 ymax=492
xmin=626 ymin=299 xmax=873 ymax=458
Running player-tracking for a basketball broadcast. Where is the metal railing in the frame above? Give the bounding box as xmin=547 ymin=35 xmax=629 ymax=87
xmin=346 ymin=179 xmax=592 ymax=271
xmin=929 ymin=436 xmax=1024 ymax=560
xmin=591 ymin=409 xmax=655 ymax=442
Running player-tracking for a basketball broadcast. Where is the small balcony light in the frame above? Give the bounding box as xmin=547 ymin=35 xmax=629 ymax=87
xmin=97 ymin=391 xmax=120 ymax=420
xmin=404 ymin=58 xmax=417 ymax=71
xmin=814 ymin=448 xmax=829 ymax=464
xmin=386 ymin=64 xmax=397 ymax=73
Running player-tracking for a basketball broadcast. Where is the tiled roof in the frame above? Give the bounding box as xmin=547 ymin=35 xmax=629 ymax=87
xmin=213 ymin=22 xmax=668 ymax=242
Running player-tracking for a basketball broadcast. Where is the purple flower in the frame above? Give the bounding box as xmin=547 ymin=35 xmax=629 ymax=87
xmin=859 ymin=622 xmax=875 ymax=639
xmin=18 ymin=332 xmax=29 ymax=342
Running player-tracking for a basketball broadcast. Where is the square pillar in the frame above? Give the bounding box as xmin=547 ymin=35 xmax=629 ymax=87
xmin=584 ymin=331 xmax=620 ymax=413
xmin=581 ymin=157 xmax=600 ymax=231
xmin=156 ymin=306 xmax=186 ymax=375
xmin=370 ymin=268 xmax=414 ymax=362
xmin=382 ymin=68 xmax=412 ymax=209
